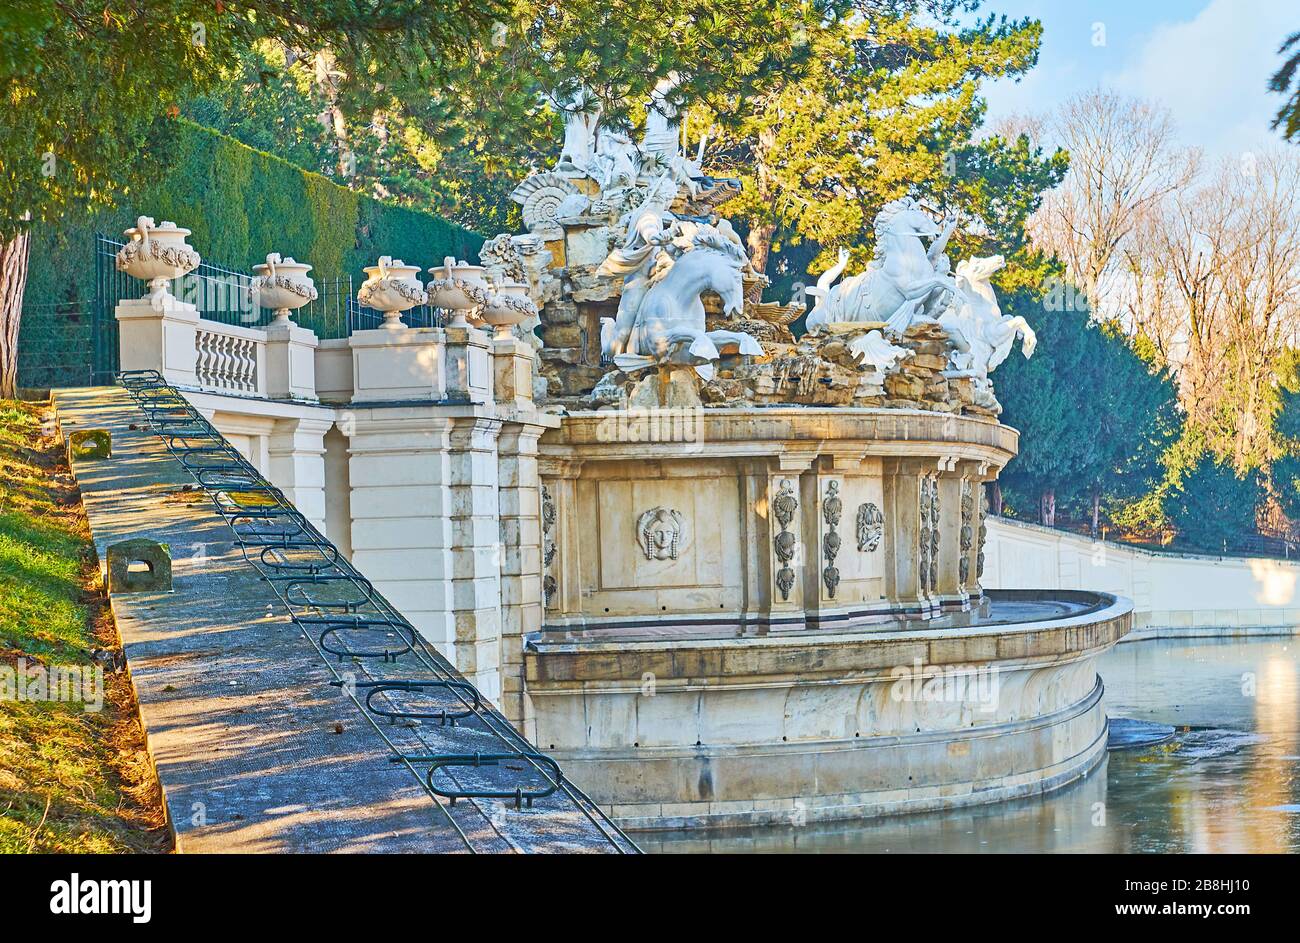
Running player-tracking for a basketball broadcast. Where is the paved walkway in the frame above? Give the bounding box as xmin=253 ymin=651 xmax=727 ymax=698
xmin=55 ymin=387 xmax=634 ymax=853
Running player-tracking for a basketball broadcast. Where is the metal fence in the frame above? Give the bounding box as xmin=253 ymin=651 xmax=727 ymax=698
xmin=86 ymin=234 xmax=443 ymax=385
xmin=18 ymin=300 xmax=94 ymax=388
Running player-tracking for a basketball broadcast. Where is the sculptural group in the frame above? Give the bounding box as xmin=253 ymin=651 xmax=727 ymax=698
xmin=480 ymin=81 xmax=1036 ymax=410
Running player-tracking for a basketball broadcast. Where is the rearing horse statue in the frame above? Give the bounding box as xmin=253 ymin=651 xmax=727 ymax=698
xmin=938 ymin=254 xmax=1036 ymax=381
xmin=806 ymin=198 xmax=958 ymax=336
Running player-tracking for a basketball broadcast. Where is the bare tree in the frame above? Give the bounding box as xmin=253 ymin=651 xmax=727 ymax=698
xmin=1142 ymin=151 xmax=1300 ymax=468
xmin=1029 ymin=89 xmax=1199 ymax=312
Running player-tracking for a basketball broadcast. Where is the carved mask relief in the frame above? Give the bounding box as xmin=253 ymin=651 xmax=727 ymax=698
xmin=637 ymin=507 xmax=686 ymax=561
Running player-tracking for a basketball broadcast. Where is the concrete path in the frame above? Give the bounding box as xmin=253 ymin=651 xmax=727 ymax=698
xmin=54 ymin=387 xmax=634 ymax=854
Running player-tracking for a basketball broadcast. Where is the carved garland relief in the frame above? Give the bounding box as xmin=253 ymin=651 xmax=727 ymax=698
xmin=541 ymin=484 xmax=558 ymax=608
xmin=918 ymin=476 xmax=932 ymax=593
xmin=959 ymin=480 xmax=974 ymax=589
xmin=821 ymin=481 xmax=842 ymax=598
xmin=772 ymin=478 xmax=800 ymax=601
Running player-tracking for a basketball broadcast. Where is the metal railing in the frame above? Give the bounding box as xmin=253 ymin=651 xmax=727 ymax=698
xmin=91 ymin=235 xmax=444 ymax=384
xmin=116 ymin=369 xmax=638 ymax=853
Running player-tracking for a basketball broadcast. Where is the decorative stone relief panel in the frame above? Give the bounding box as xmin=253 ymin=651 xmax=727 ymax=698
xmin=541 ymin=484 xmax=558 ymax=607
xmin=977 ymin=492 xmax=988 ymax=581
xmin=772 ymin=478 xmax=800 ymax=601
xmin=821 ymin=480 xmax=842 ymax=598
xmin=929 ymin=474 xmax=940 ymax=591
xmin=918 ymin=476 xmax=932 ymax=593
xmin=959 ymin=480 xmax=974 ymax=588
xmin=637 ymin=507 xmax=686 ymax=560
xmin=855 ymin=502 xmax=884 ymax=553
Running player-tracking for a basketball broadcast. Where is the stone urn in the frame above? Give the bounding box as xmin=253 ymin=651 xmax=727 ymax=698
xmin=250 ymin=253 xmax=317 ymax=324
xmin=115 ymin=217 xmax=201 ymax=309
xmin=478 ymin=281 xmax=538 ymax=340
xmin=427 ymin=256 xmax=491 ymax=328
xmin=358 ymin=257 xmax=426 ymax=328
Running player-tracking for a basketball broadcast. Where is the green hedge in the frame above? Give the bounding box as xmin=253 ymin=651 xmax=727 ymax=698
xmin=20 ymin=120 xmax=481 ymax=386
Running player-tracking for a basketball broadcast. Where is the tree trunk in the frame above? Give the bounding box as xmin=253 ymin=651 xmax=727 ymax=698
xmin=314 ymin=50 xmax=354 ymax=178
xmin=746 ymin=221 xmax=776 ymax=278
xmin=745 ymin=124 xmax=778 ymax=277
xmin=0 ymin=230 xmax=31 ymax=399
xmin=1091 ymin=491 xmax=1101 ymax=538
xmin=987 ymin=480 xmax=1003 ymax=516
xmin=1040 ymin=488 xmax=1056 ymax=527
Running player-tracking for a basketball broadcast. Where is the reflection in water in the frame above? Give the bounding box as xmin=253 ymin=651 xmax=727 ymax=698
xmin=646 ymin=638 xmax=1300 ymax=854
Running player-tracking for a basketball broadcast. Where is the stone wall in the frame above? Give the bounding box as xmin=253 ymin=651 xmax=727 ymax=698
xmin=985 ymin=516 xmax=1300 ymax=638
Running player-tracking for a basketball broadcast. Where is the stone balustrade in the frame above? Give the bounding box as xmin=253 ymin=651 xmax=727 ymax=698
xmin=114 ymin=287 xmax=547 ymax=721
xmin=195 ymin=320 xmax=265 ymax=395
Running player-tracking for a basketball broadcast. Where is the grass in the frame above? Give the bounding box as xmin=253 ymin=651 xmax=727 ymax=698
xmin=0 ymin=399 xmax=169 ymax=853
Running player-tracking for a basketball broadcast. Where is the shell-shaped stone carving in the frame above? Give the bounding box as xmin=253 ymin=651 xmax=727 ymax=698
xmin=510 ymin=172 xmax=579 ymax=232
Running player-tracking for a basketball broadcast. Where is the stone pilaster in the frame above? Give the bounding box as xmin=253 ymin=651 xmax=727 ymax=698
xmin=813 ymin=469 xmax=846 ymax=614
xmin=496 ymin=415 xmax=557 ymax=731
xmin=767 ymin=454 xmax=815 ymax=624
xmin=266 ymin=415 xmax=332 ymax=534
xmin=446 ymin=414 xmax=505 ymax=701
xmin=882 ymin=458 xmax=929 ymax=614
xmin=537 ymin=458 xmax=585 ymax=626
xmin=933 ymin=456 xmax=967 ymax=606
xmin=345 ymin=410 xmax=455 ymax=656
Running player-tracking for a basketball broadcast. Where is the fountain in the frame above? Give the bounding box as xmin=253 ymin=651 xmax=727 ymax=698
xmin=487 ymin=86 xmax=1133 ymax=830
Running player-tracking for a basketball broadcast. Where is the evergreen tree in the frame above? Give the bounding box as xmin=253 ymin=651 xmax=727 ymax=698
xmin=686 ymin=4 xmax=1068 ymax=286
xmin=0 ymin=0 xmax=509 ymax=396
xmin=1167 ymin=455 xmax=1262 ymax=552
xmin=995 ymin=295 xmax=1178 ymax=532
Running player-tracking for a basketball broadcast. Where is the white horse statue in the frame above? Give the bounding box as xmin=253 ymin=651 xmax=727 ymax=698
xmin=805 ymin=198 xmax=958 ymax=336
xmin=938 ymin=255 xmax=1036 ymax=382
xmin=608 ymin=229 xmax=761 ymax=380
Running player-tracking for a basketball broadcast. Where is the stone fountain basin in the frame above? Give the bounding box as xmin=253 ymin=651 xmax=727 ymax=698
xmin=524 ymin=590 xmax=1133 ymax=830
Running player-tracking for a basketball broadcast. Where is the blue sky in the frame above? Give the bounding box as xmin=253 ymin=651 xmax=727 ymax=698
xmin=976 ymin=0 xmax=1296 ymax=155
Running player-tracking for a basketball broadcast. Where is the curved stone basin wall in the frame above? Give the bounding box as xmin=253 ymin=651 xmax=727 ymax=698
xmin=538 ymin=408 xmax=1019 ymax=631
xmin=531 ymin=407 xmax=1130 ymax=829
xmin=525 ymin=591 xmax=1132 ymax=829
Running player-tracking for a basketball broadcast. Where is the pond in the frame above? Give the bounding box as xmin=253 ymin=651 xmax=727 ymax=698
xmin=643 ymin=637 xmax=1300 ymax=853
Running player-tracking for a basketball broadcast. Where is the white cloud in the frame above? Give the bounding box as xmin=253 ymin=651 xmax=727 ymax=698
xmin=1105 ymin=0 xmax=1293 ymax=156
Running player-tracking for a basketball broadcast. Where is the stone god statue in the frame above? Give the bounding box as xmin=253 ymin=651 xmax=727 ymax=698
xmin=556 ymin=87 xmax=602 ymax=174
xmin=595 ymin=172 xmax=761 ymax=379
xmin=642 ymin=74 xmax=683 ymax=161
xmin=592 ymin=128 xmax=641 ymax=193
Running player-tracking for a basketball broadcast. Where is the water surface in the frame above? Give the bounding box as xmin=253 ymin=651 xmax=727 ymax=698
xmin=645 ymin=637 xmax=1300 ymax=853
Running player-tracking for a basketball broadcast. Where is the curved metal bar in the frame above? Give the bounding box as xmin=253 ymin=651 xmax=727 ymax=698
xmin=116 ymin=370 xmax=639 ymax=853
xmin=395 ymin=752 xmax=564 ymax=809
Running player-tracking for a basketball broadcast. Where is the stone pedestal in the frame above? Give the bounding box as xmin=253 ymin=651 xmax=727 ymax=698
xmin=348 ymin=326 xmax=447 ymax=403
xmin=115 ymin=297 xmax=200 ymax=387
xmin=492 ymin=337 xmax=537 ymax=411
xmin=444 ymin=326 xmax=493 ymax=404
xmin=265 ymin=320 xmax=319 ymax=401
xmin=536 ymin=409 xmax=1018 ymax=633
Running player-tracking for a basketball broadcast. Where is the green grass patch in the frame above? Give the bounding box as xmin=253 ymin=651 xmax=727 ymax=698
xmin=0 ymin=400 xmax=168 ymax=853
